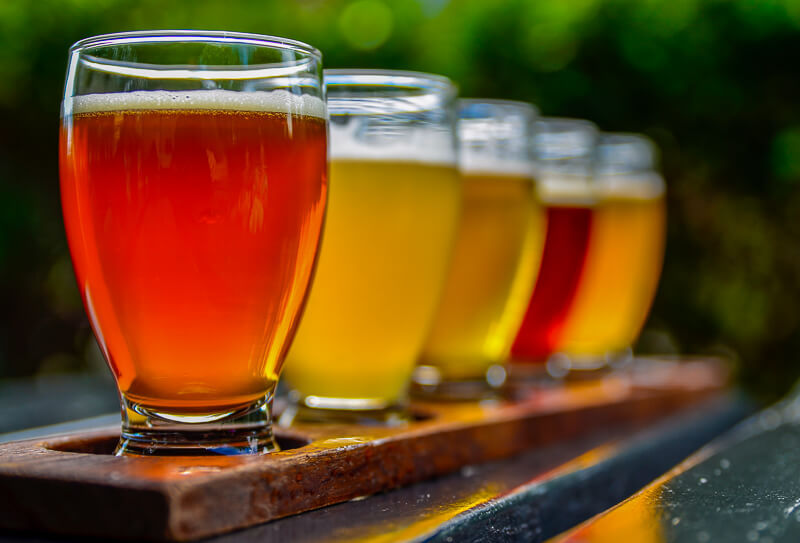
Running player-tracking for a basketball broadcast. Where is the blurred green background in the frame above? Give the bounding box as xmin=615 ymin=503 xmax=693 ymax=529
xmin=1 ymin=0 xmax=800 ymax=407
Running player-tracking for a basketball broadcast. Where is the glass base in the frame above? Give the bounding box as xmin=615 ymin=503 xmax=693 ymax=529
xmin=548 ymin=349 xmax=634 ymax=380
xmin=410 ymin=364 xmax=507 ymax=401
xmin=117 ymin=394 xmax=278 ymax=456
xmin=278 ymin=393 xmax=411 ymax=426
xmin=506 ymin=359 xmax=553 ymax=382
xmin=508 ymin=349 xmax=633 ymax=382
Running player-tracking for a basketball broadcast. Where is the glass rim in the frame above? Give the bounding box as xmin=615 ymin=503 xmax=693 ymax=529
xmin=324 ymin=68 xmax=457 ymax=97
xmin=596 ymin=131 xmax=660 ymax=171
xmin=69 ymin=30 xmax=323 ymax=63
xmin=459 ymin=98 xmax=540 ymax=117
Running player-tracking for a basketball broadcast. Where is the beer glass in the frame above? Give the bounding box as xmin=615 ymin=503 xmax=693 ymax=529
xmin=282 ymin=70 xmax=460 ymax=424
xmin=510 ymin=118 xmax=598 ymax=372
xmin=558 ymin=134 xmax=666 ymax=367
xmin=60 ymin=31 xmax=327 ymax=455
xmin=414 ymin=99 xmax=545 ymax=399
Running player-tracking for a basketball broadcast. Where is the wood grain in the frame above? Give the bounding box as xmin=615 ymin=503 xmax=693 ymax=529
xmin=0 ymin=358 xmax=727 ymax=541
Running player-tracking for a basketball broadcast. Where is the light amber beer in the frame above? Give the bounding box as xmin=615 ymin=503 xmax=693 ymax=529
xmin=421 ymin=171 xmax=545 ymax=379
xmin=558 ymin=176 xmax=666 ymax=357
xmin=283 ymin=158 xmax=460 ymax=406
xmin=60 ymin=90 xmax=328 ymax=416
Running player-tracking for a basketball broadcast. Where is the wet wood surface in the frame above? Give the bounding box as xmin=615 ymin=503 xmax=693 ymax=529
xmin=0 ymin=358 xmax=727 ymax=542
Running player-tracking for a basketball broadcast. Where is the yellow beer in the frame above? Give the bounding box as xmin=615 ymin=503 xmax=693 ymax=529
xmin=421 ymin=172 xmax=545 ymax=379
xmin=558 ymin=174 xmax=666 ymax=356
xmin=283 ymin=158 xmax=461 ymax=406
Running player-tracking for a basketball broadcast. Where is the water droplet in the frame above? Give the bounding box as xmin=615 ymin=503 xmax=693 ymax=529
xmin=672 ymin=517 xmax=681 ymax=525
xmin=756 ymin=521 xmax=768 ymax=531
xmin=759 ymin=409 xmax=782 ymax=430
xmin=720 ymin=458 xmax=731 ymax=469
xmin=699 ymin=477 xmax=708 ymax=485
xmin=747 ymin=530 xmax=759 ymax=541
xmin=714 ymin=469 xmax=722 ymax=476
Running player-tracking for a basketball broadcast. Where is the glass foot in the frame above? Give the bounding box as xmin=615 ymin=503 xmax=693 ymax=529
xmin=411 ymin=364 xmax=507 ymax=402
xmin=117 ymin=394 xmax=278 ymax=456
xmin=279 ymin=393 xmax=411 ymax=426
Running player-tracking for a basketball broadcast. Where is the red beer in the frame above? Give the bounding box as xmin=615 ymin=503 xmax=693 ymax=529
xmin=60 ymin=91 xmax=327 ymax=415
xmin=511 ymin=204 xmax=593 ymax=361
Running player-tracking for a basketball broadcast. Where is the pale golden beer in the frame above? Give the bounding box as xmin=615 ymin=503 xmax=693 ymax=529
xmin=557 ymin=134 xmax=666 ymax=360
xmin=282 ymin=70 xmax=460 ymax=421
xmin=417 ymin=99 xmax=544 ymax=394
xmin=284 ymin=159 xmax=460 ymax=404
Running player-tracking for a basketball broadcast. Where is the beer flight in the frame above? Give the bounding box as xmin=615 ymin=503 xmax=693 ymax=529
xmin=59 ymin=31 xmax=665 ymax=456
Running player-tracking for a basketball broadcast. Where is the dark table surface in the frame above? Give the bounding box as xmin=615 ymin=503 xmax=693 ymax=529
xmin=0 ymin=393 xmax=749 ymax=542
xmin=554 ymin=384 xmax=800 ymax=543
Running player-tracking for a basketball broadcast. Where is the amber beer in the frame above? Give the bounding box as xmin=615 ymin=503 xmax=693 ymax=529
xmin=558 ymin=174 xmax=666 ymax=358
xmin=60 ymin=90 xmax=327 ymax=416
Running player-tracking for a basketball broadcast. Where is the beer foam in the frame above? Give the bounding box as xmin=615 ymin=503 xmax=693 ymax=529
xmin=67 ymin=89 xmax=326 ymax=119
xmin=595 ymin=172 xmax=665 ymax=200
xmin=537 ymin=172 xmax=665 ymax=205
xmin=459 ymin=155 xmax=533 ymax=176
xmin=329 ymin=123 xmax=457 ymax=165
xmin=536 ymin=174 xmax=595 ymax=205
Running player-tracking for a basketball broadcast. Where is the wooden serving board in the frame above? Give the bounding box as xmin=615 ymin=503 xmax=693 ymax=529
xmin=0 ymin=358 xmax=727 ymax=542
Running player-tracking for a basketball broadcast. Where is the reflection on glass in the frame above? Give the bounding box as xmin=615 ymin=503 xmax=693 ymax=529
xmin=59 ymin=31 xmax=327 ymax=455
xmin=282 ymin=70 xmax=461 ymax=424
xmin=510 ymin=118 xmax=598 ymax=367
xmin=558 ymin=134 xmax=666 ymax=367
xmin=415 ymin=99 xmax=545 ymax=399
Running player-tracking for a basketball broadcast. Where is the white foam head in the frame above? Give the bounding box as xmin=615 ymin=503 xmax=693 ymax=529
xmin=595 ymin=172 xmax=665 ymax=200
xmin=65 ymin=89 xmax=326 ymax=119
xmin=328 ymin=121 xmax=457 ymax=165
xmin=536 ymin=174 xmax=595 ymax=205
xmin=537 ymin=172 xmax=665 ymax=205
xmin=459 ymin=155 xmax=533 ymax=176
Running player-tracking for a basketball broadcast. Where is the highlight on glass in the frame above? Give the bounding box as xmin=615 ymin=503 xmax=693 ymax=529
xmin=281 ymin=69 xmax=461 ymax=425
xmin=414 ymin=99 xmax=545 ymax=399
xmin=59 ymin=31 xmax=328 ymax=455
xmin=509 ymin=118 xmax=598 ymax=373
xmin=557 ymin=133 xmax=666 ymax=369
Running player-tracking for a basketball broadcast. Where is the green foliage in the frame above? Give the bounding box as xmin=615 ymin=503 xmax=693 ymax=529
xmin=1 ymin=0 xmax=800 ymax=400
